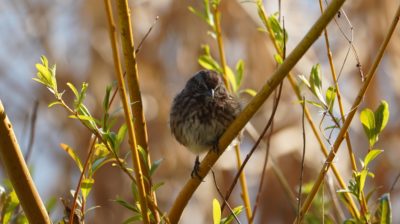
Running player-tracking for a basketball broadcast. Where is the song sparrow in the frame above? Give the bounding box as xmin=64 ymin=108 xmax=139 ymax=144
xmin=170 ymin=70 xmax=241 ymax=178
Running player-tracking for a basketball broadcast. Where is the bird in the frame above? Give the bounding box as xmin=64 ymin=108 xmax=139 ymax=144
xmin=169 ymin=70 xmax=241 ymax=178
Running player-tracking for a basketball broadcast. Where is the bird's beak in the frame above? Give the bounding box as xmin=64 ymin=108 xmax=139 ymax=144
xmin=210 ymin=89 xmax=215 ymax=99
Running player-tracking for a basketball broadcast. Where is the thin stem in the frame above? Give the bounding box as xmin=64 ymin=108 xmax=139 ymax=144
xmin=211 ymin=170 xmax=241 ymax=224
xmin=214 ymin=5 xmax=230 ymax=92
xmin=104 ymin=0 xmax=150 ymax=223
xmin=250 ymin=120 xmax=273 ymax=222
xmin=222 ymin=82 xmax=283 ymax=211
xmin=69 ymin=136 xmax=97 ymax=224
xmin=294 ymin=5 xmax=400 ymax=222
xmin=318 ymin=0 xmax=358 ymax=173
xmin=233 ymin=144 xmax=252 ymax=223
xmin=24 ymin=100 xmax=39 ymax=163
xmin=168 ymin=1 xmax=346 ymax=222
xmin=213 ymin=2 xmax=250 ymax=222
xmin=296 ymin=97 xmax=306 ymax=224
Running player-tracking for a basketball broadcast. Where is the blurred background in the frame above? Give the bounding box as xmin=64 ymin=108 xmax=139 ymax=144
xmin=1 ymin=0 xmax=400 ymax=223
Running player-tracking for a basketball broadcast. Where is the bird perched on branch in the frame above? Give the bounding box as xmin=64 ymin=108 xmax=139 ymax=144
xmin=170 ymin=70 xmax=241 ymax=178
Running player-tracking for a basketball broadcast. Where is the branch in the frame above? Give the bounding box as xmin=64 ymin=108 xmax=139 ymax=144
xmin=0 ymin=100 xmax=51 ymax=224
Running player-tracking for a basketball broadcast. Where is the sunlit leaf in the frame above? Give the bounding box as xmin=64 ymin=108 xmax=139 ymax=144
xmin=150 ymin=158 xmax=163 ymax=176
xmin=60 ymin=143 xmax=83 ymax=172
xmin=81 ymin=178 xmax=94 ymax=200
xmin=221 ymin=205 xmax=243 ymax=224
xmin=359 ymin=169 xmax=369 ymax=197
xmin=360 ymin=108 xmax=375 ymax=146
xmin=48 ymin=101 xmax=62 ymax=108
xmin=376 ymin=193 xmax=392 ymax=224
xmin=212 ymin=199 xmax=221 ymax=224
xmin=298 ymin=74 xmax=311 ymax=89
xmin=114 ymin=197 xmax=140 ymax=213
xmin=325 ymin=86 xmax=336 ymax=112
xmin=310 ymin=64 xmax=325 ymax=105
xmin=274 ymin=54 xmax=283 ymax=64
xmin=240 ymin=88 xmax=256 ymax=97
xmin=375 ymin=100 xmax=389 ymax=133
xmin=151 ymin=182 xmax=164 ymax=192
xmin=363 ymin=149 xmax=383 ymax=168
xmin=67 ymin=82 xmax=79 ymax=98
xmin=225 ymin=66 xmax=237 ymax=92
xmin=235 ymin=60 xmax=244 ymax=88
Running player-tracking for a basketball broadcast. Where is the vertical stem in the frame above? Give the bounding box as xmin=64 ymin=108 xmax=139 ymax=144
xmin=103 ymin=1 xmax=150 ymax=223
xmin=214 ymin=7 xmax=231 ymax=92
xmin=234 ymin=144 xmax=253 ymax=223
xmin=213 ymin=2 xmax=251 ymax=222
xmin=0 ymin=100 xmax=51 ymax=224
xmin=115 ymin=0 xmax=159 ymax=220
xmin=318 ymin=0 xmax=358 ymax=173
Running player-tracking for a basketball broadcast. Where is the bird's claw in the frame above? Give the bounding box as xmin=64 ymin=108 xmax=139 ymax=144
xmin=191 ymin=156 xmax=203 ymax=180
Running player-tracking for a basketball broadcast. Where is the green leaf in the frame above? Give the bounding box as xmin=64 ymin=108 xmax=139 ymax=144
xmin=33 ymin=55 xmax=58 ymax=94
xmin=376 ymin=193 xmax=392 ymax=224
xmin=375 ymin=100 xmax=389 ymax=133
xmin=67 ymin=82 xmax=79 ymax=98
xmin=239 ymin=88 xmax=257 ymax=97
xmin=151 ymin=182 xmax=164 ymax=192
xmin=114 ymin=197 xmax=140 ymax=213
xmin=103 ymin=85 xmax=112 ymax=111
xmin=3 ymin=190 xmax=19 ymax=224
xmin=309 ymin=64 xmax=325 ymax=105
xmin=221 ymin=205 xmax=243 ymax=224
xmin=235 ymin=60 xmax=244 ymax=88
xmin=274 ymin=54 xmax=283 ymax=64
xmin=363 ymin=149 xmax=383 ymax=168
xmin=60 ymin=143 xmax=83 ymax=172
xmin=81 ymin=178 xmax=94 ymax=200
xmin=225 ymin=66 xmax=237 ymax=92
xmin=122 ymin=215 xmax=142 ymax=224
xmin=48 ymin=101 xmax=62 ymax=108
xmin=267 ymin=13 xmax=287 ymax=52
xmin=45 ymin=197 xmax=57 ymax=214
xmin=325 ymin=86 xmax=336 ymax=112
xmin=212 ymin=199 xmax=221 ymax=224
xmin=359 ymin=169 xmax=368 ymax=197
xmin=305 ymin=100 xmax=324 ymax=110
xmin=360 ymin=108 xmax=376 ymax=147
xmin=298 ymin=74 xmax=311 ymax=89
xmin=116 ymin=124 xmax=128 ymax=149
xmin=150 ymin=158 xmax=163 ymax=176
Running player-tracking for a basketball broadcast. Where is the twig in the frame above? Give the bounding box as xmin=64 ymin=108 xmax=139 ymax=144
xmin=25 ymin=100 xmax=39 ymax=163
xmin=250 ymin=110 xmax=273 ymax=223
xmin=135 ymin=16 xmax=159 ymax=55
xmin=69 ymin=136 xmax=97 ymax=224
xmin=221 ymin=81 xmax=283 ymax=211
xmin=211 ymin=170 xmax=241 ymax=224
xmin=390 ymin=172 xmax=400 ymax=193
xmin=296 ymin=97 xmax=307 ymax=223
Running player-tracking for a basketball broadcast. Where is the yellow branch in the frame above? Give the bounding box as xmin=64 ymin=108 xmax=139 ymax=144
xmin=168 ymin=0 xmax=346 ymax=222
xmin=103 ymin=1 xmax=150 ymax=223
xmin=115 ymin=0 xmax=159 ymax=220
xmin=0 ymin=100 xmax=51 ymax=224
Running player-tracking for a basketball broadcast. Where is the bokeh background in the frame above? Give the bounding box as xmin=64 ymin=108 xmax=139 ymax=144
xmin=1 ymin=0 xmax=400 ymax=223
